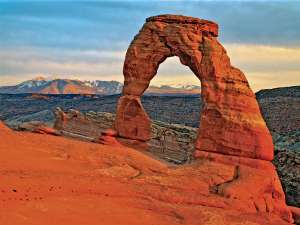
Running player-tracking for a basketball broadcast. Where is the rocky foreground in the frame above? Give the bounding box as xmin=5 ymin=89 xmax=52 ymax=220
xmin=0 ymin=122 xmax=299 ymax=225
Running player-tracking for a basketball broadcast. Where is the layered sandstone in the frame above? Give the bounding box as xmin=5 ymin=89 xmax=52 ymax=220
xmin=115 ymin=14 xmax=274 ymax=161
xmin=53 ymin=108 xmax=196 ymax=163
xmin=53 ymin=107 xmax=114 ymax=141
xmin=51 ymin=109 xmax=300 ymax=208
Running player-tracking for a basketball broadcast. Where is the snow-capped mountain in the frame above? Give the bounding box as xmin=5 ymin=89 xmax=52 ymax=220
xmin=18 ymin=76 xmax=49 ymax=89
xmin=0 ymin=77 xmax=201 ymax=95
xmin=0 ymin=77 xmax=121 ymax=95
xmin=84 ymin=80 xmax=123 ymax=95
xmin=146 ymin=84 xmax=200 ymax=95
xmin=160 ymin=84 xmax=201 ymax=90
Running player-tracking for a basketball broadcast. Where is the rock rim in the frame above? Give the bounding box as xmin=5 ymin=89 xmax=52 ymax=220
xmin=146 ymin=14 xmax=218 ymax=36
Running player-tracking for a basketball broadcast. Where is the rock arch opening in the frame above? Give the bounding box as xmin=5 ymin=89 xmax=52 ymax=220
xmin=115 ymin=14 xmax=274 ymax=161
xmin=143 ymin=56 xmax=202 ymax=163
xmin=144 ymin=56 xmax=201 ymax=123
xmin=149 ymin=56 xmax=200 ymax=93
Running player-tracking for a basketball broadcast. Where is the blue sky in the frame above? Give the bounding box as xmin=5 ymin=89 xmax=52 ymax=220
xmin=0 ymin=0 xmax=299 ymax=90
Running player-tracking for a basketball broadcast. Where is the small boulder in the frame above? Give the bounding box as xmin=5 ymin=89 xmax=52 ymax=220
xmin=101 ymin=129 xmax=118 ymax=137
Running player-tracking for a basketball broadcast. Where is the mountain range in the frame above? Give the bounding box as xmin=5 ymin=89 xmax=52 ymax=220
xmin=0 ymin=77 xmax=201 ymax=95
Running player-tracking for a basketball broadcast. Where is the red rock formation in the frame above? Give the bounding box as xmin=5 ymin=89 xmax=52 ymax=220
xmin=115 ymin=14 xmax=274 ymax=161
xmin=18 ymin=121 xmax=60 ymax=136
xmin=0 ymin=128 xmax=294 ymax=224
xmin=289 ymin=206 xmax=300 ymax=224
xmin=98 ymin=129 xmax=122 ymax=146
xmin=115 ymin=96 xmax=151 ymax=141
xmin=54 ymin=108 xmax=105 ymax=140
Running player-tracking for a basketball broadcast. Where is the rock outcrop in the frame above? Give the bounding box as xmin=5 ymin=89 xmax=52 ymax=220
xmin=115 ymin=14 xmax=274 ymax=161
xmin=5 ymin=107 xmax=295 ymax=222
xmin=0 ymin=119 xmax=295 ymax=224
xmin=53 ymin=108 xmax=196 ymax=164
xmin=110 ymin=14 xmax=295 ymax=222
xmin=19 ymin=121 xmax=59 ymax=135
xmin=54 ymin=108 xmax=116 ymax=141
xmin=51 ymin=109 xmax=300 ymax=210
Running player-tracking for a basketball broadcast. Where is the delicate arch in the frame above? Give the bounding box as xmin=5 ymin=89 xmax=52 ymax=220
xmin=115 ymin=15 xmax=274 ymax=161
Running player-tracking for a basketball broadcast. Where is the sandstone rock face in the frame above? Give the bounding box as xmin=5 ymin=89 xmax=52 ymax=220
xmin=52 ymin=109 xmax=300 ymax=210
xmin=53 ymin=109 xmax=196 ymax=163
xmin=115 ymin=14 xmax=274 ymax=161
xmin=54 ymin=108 xmax=114 ymax=141
xmin=18 ymin=121 xmax=59 ymax=135
xmin=115 ymin=96 xmax=151 ymax=141
xmin=0 ymin=126 xmax=294 ymax=224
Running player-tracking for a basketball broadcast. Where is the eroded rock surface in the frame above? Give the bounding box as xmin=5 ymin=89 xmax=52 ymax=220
xmin=115 ymin=14 xmax=274 ymax=161
xmin=54 ymin=108 xmax=114 ymax=141
xmin=54 ymin=108 xmax=196 ymax=164
xmin=52 ymin=108 xmax=300 ymax=208
xmin=0 ymin=127 xmax=295 ymax=224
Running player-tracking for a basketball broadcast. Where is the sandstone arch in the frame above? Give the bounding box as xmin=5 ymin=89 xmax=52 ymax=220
xmin=115 ymin=15 xmax=274 ymax=161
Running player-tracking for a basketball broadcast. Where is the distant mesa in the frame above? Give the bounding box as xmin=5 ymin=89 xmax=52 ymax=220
xmin=0 ymin=78 xmax=200 ymax=95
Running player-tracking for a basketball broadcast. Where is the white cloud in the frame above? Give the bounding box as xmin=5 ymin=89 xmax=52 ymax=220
xmin=225 ymin=44 xmax=300 ymax=72
xmin=0 ymin=47 xmax=126 ymax=85
xmin=224 ymin=44 xmax=300 ymax=90
xmin=0 ymin=44 xmax=299 ymax=91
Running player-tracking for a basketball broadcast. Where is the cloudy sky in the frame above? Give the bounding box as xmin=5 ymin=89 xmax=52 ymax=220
xmin=0 ymin=0 xmax=299 ymax=91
